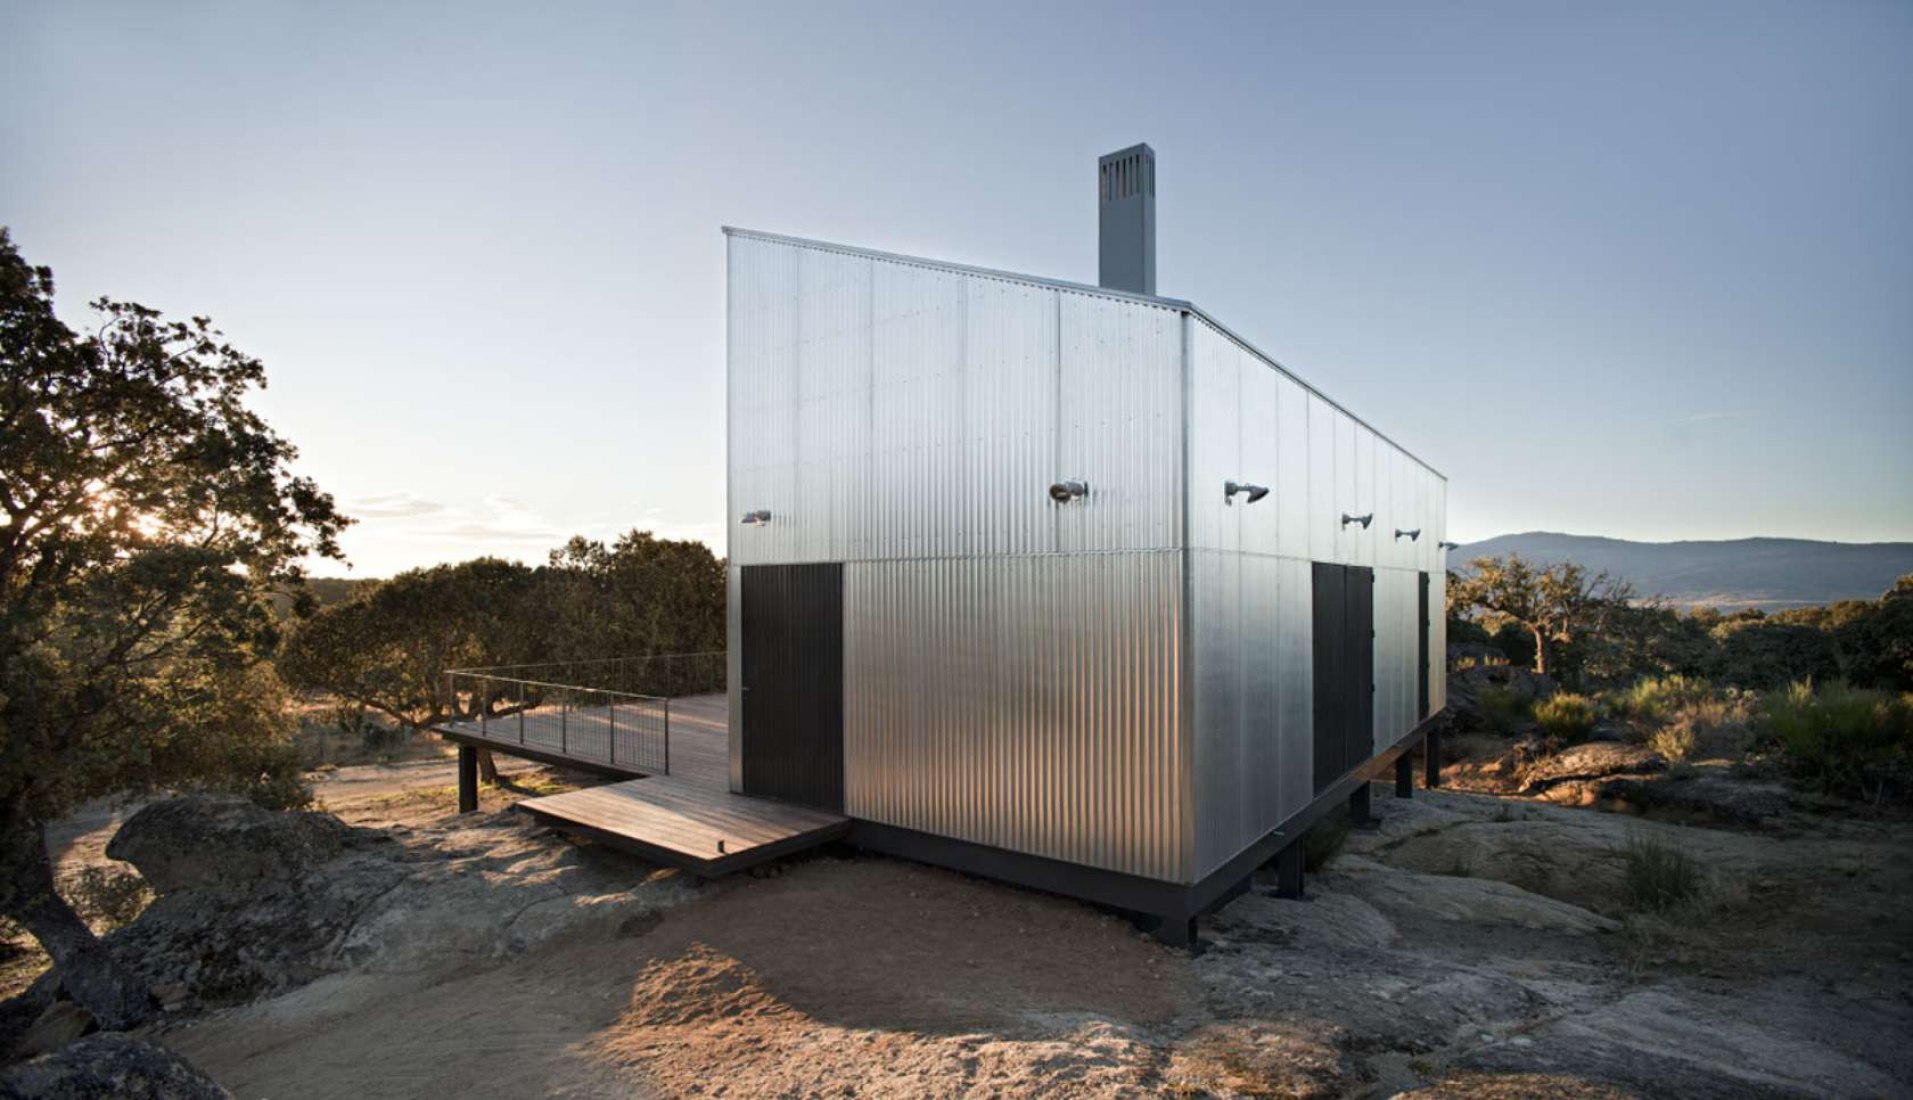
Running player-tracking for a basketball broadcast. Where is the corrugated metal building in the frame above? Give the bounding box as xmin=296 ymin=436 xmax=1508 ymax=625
xmin=725 ymin=145 xmax=1446 ymax=943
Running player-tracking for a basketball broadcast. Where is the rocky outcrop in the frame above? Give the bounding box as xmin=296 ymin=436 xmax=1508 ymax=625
xmin=1599 ymin=774 xmax=1793 ymax=826
xmin=105 ymin=796 xmax=352 ymax=894
xmin=1521 ymin=742 xmax=1666 ymax=796
xmin=0 ymin=1034 xmax=230 ymax=1099
xmin=91 ymin=796 xmax=696 ymax=1013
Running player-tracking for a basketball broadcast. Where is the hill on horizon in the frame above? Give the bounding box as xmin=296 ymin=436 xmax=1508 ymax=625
xmin=1453 ymin=532 xmax=1913 ymax=611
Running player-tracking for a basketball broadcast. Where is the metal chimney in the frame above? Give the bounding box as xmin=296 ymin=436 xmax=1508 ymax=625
xmin=1098 ymin=144 xmax=1156 ymax=296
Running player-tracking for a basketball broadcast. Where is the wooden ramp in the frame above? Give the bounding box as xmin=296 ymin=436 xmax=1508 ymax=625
xmin=514 ymin=776 xmax=848 ymax=876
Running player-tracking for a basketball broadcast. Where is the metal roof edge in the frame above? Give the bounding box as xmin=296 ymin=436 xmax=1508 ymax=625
xmin=721 ymin=226 xmax=1446 ymax=481
xmin=721 ymin=226 xmax=1194 ymax=312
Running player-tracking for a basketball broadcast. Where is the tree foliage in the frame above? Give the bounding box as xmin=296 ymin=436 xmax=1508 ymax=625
xmin=1447 ymin=554 xmax=1633 ymax=679
xmin=280 ymin=531 xmax=726 ymax=732
xmin=0 ymin=227 xmax=347 ymax=1027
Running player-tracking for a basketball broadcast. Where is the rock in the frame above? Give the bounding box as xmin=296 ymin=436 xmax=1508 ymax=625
xmin=1521 ymin=743 xmax=1666 ymax=795
xmin=1599 ymin=775 xmax=1792 ymax=826
xmin=105 ymin=796 xmax=352 ymax=894
xmin=1335 ymin=868 xmax=1621 ymax=934
xmin=8 ymin=1003 xmax=91 ymax=1061
xmin=1375 ymin=818 xmax=1632 ymax=913
xmin=0 ymin=1033 xmax=231 ymax=1099
xmin=91 ymin=802 xmax=697 ymax=1013
xmin=1458 ymin=988 xmax=1903 ymax=1098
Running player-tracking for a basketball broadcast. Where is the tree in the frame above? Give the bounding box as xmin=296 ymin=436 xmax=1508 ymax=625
xmin=1447 ymin=554 xmax=1632 ymax=679
xmin=0 ymin=228 xmax=347 ymax=1028
xmin=279 ymin=559 xmax=545 ymax=780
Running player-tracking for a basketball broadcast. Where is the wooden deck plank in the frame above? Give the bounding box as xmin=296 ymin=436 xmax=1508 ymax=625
xmin=515 ymin=774 xmax=847 ymax=876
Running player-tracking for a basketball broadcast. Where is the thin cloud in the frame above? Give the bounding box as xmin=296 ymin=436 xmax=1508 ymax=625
xmin=347 ymin=492 xmax=445 ymax=519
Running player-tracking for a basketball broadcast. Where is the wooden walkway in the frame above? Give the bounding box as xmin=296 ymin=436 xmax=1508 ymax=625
xmin=440 ymin=692 xmax=847 ymax=876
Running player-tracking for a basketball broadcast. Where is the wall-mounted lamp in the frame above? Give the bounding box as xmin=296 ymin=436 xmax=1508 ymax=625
xmin=1223 ymin=480 xmax=1269 ymax=506
xmin=740 ymin=509 xmax=772 ymax=526
xmin=1438 ymin=540 xmax=1460 ymax=551
xmin=1394 ymin=528 xmax=1421 ymax=542
xmin=1048 ymin=479 xmax=1090 ymax=504
xmin=1340 ymin=512 xmax=1374 ymax=529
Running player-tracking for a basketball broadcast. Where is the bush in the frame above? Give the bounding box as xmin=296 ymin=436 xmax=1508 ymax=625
xmin=1534 ymin=692 xmax=1597 ymax=741
xmin=1474 ymin=684 xmax=1533 ymax=734
xmin=1622 ymin=832 xmax=1703 ymax=913
xmin=1607 ymin=675 xmax=1754 ymax=762
xmin=1760 ymin=680 xmax=1913 ymax=801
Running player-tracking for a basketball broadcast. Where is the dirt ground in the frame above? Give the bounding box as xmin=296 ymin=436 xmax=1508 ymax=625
xmin=14 ymin=758 xmax=1913 ymax=1098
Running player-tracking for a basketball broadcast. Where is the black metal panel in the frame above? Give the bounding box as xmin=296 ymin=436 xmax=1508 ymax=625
xmin=1417 ymin=571 xmax=1432 ymax=721
xmin=1311 ymin=562 xmax=1346 ymax=793
xmin=740 ymin=563 xmax=844 ymax=812
xmin=1345 ymin=565 xmax=1375 ymax=779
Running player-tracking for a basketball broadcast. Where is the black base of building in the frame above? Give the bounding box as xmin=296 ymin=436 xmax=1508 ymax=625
xmin=846 ymin=709 xmax=1447 ymax=949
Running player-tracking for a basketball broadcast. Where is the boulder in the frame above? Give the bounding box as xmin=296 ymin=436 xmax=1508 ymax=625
xmin=0 ymin=1034 xmax=230 ymax=1099
xmin=1521 ymin=743 xmax=1665 ymax=795
xmin=105 ymin=796 xmax=353 ymax=894
xmin=1599 ymin=775 xmax=1792 ymax=827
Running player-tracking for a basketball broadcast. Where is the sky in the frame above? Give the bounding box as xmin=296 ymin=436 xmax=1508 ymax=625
xmin=4 ymin=1 xmax=1909 ymax=576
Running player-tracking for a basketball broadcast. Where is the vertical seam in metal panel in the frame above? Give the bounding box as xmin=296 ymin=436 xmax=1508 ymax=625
xmin=1177 ymin=309 xmax=1196 ymax=885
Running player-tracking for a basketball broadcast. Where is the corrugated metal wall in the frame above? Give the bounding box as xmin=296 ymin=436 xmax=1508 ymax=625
xmin=727 ymin=231 xmax=1448 ymax=888
xmin=1184 ymin=318 xmax=1446 ymax=880
xmin=844 ymin=553 xmax=1186 ymax=881
xmin=728 ymin=230 xmax=1191 ymax=883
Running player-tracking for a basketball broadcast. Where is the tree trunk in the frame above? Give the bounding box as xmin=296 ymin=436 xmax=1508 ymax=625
xmin=1531 ymin=626 xmax=1550 ymax=676
xmin=477 ymin=748 xmax=499 ymax=784
xmin=0 ymin=814 xmax=153 ymax=1031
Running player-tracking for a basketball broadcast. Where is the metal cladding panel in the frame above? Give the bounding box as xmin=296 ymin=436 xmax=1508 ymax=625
xmin=1058 ymin=293 xmax=1184 ymax=554
xmin=1332 ymin=410 xmax=1358 ymax=563
xmin=1274 ymin=374 xmax=1310 ymax=560
xmin=728 ymin=235 xmax=799 ymax=567
xmin=1352 ymin=427 xmax=1377 ymax=568
xmin=963 ymin=278 xmax=1063 ymax=558
xmin=1189 ymin=549 xmax=1314 ymax=880
xmin=1238 ymin=354 xmax=1281 ymax=558
xmin=1187 ymin=320 xmax=1242 ymax=554
xmin=728 ymin=232 xmax=1181 ymax=566
xmin=1307 ymin=393 xmax=1337 ymax=562
xmin=1373 ymin=568 xmax=1418 ymax=755
xmin=842 ymin=552 xmax=1188 ymax=883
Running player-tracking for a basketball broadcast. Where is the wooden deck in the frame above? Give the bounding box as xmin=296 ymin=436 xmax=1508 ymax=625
xmin=514 ymin=776 xmax=848 ymax=875
xmin=440 ymin=692 xmax=847 ymax=876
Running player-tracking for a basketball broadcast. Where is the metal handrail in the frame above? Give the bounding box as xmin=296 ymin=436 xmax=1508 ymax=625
xmin=441 ymin=653 xmax=723 ymax=777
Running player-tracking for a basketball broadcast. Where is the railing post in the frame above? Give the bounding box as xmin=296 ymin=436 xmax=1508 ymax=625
xmin=561 ymin=695 xmax=568 ymax=754
xmin=479 ymin=676 xmax=488 ymax=738
xmin=663 ymin=697 xmax=671 ymax=776
xmin=519 ymin=694 xmax=525 ymax=745
xmin=608 ymin=699 xmax=616 ymax=767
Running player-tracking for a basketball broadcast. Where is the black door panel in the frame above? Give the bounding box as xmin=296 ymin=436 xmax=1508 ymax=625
xmin=740 ymin=563 xmax=844 ymax=812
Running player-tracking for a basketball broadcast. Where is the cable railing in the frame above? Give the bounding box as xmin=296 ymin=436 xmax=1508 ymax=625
xmin=443 ymin=653 xmax=725 ymax=776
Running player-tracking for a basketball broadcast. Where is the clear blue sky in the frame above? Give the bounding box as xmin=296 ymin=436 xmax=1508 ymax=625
xmin=6 ymin=1 xmax=1909 ymax=575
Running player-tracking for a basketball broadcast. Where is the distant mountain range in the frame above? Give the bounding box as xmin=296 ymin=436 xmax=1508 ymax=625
xmin=1453 ymin=532 xmax=1913 ymax=611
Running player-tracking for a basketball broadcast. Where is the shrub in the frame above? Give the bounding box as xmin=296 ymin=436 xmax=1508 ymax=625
xmin=1534 ymin=693 xmax=1597 ymax=741
xmin=1303 ymin=807 xmax=1351 ymax=872
xmin=1760 ymin=680 xmax=1913 ymax=801
xmin=1622 ymin=832 xmax=1703 ymax=913
xmin=1474 ymin=684 xmax=1533 ymax=735
xmin=1608 ymin=675 xmax=1754 ymax=761
xmin=1649 ymin=722 xmax=1698 ymax=763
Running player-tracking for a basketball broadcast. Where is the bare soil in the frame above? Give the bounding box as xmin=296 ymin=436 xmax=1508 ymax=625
xmin=16 ymin=770 xmax=1913 ymax=1097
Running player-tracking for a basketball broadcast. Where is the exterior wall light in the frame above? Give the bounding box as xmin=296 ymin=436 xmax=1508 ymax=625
xmin=1048 ymin=479 xmax=1089 ymax=504
xmin=740 ymin=509 xmax=772 ymax=526
xmin=1340 ymin=512 xmax=1374 ymax=529
xmin=1394 ymin=528 xmax=1421 ymax=541
xmin=1438 ymin=540 xmax=1460 ymax=551
xmin=1223 ymin=480 xmax=1269 ymax=505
